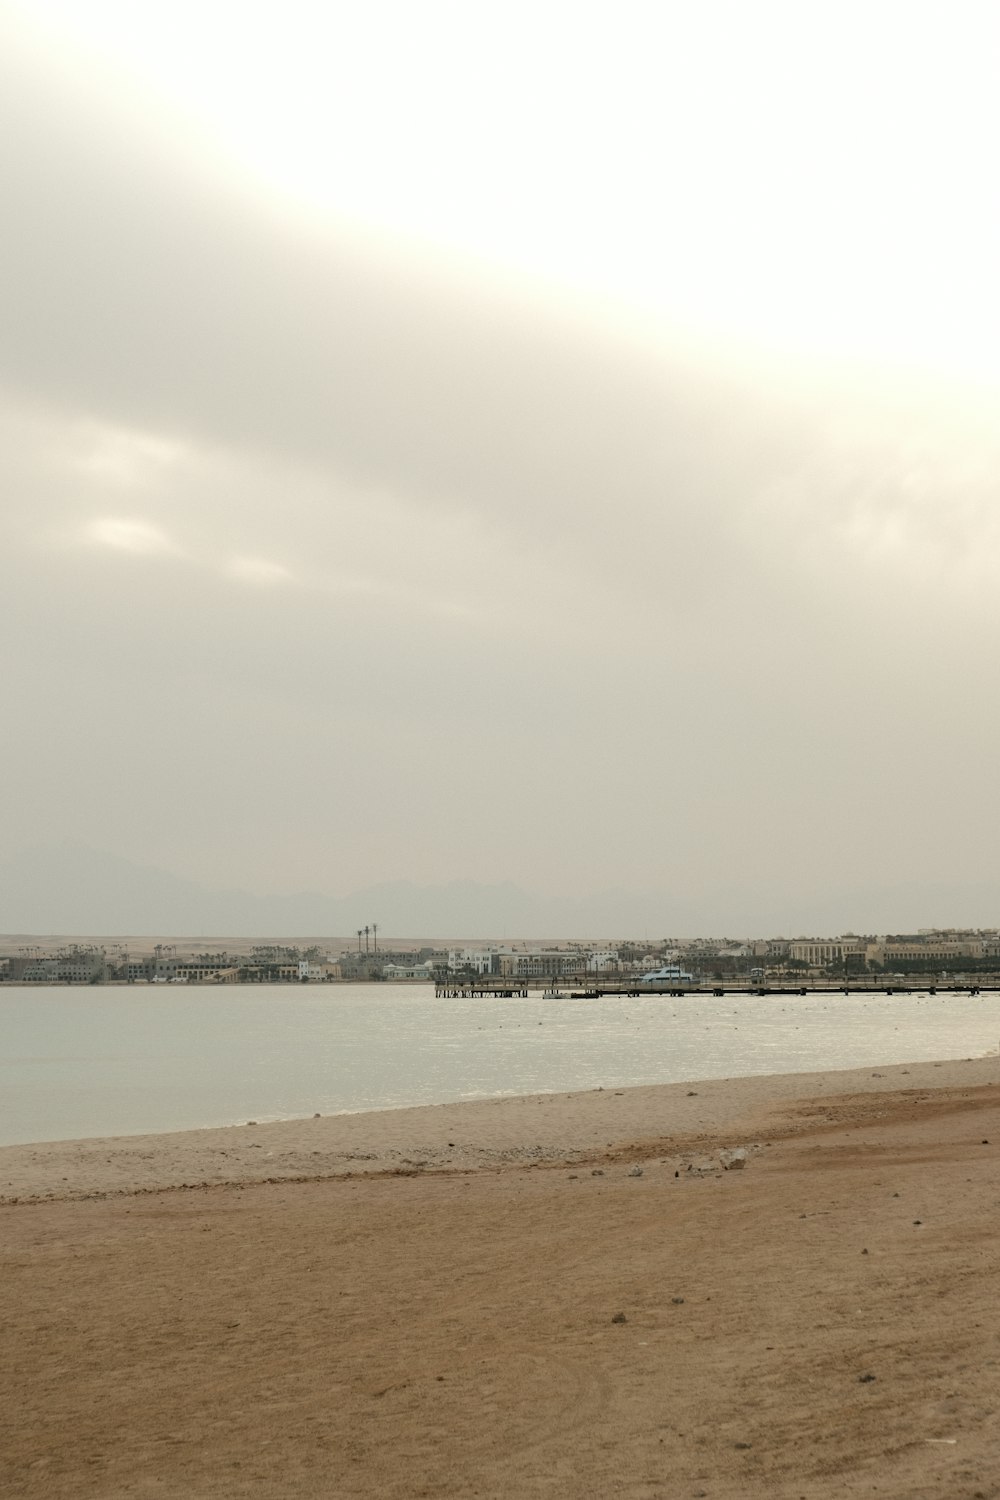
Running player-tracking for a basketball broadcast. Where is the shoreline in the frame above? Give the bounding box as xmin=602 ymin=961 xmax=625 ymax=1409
xmin=3 ymin=1052 xmax=996 ymax=1203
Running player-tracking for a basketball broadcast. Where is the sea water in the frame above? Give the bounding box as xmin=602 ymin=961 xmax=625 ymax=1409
xmin=1 ymin=983 xmax=998 ymax=1146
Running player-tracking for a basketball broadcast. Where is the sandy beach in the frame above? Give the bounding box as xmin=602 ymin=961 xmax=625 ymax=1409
xmin=3 ymin=1056 xmax=1000 ymax=1497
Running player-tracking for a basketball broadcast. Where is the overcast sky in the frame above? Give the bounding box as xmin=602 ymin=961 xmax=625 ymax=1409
xmin=3 ymin=1 xmax=1000 ymax=934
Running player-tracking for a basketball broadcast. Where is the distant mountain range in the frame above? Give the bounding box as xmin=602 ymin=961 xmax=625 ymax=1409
xmin=0 ymin=842 xmax=692 ymax=940
xmin=4 ymin=842 xmax=998 ymax=941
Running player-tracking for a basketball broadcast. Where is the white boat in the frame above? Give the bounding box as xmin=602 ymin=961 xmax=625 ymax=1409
xmin=638 ymin=964 xmax=695 ymax=985
xmin=541 ymin=986 xmax=568 ymax=999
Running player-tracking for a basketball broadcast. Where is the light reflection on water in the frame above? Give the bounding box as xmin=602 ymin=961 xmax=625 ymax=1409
xmin=1 ymin=983 xmax=998 ymax=1145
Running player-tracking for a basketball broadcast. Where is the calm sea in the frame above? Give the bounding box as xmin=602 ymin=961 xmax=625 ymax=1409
xmin=1 ymin=983 xmax=998 ymax=1146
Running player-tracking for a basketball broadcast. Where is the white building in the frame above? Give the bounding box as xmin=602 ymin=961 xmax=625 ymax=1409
xmin=789 ymin=939 xmax=847 ymax=967
xmin=447 ymin=948 xmax=502 ymax=974
xmin=497 ymin=950 xmax=576 ymax=979
xmin=297 ymin=960 xmax=329 ymax=980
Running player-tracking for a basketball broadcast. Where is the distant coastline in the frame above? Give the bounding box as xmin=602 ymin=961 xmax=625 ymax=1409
xmin=6 ymin=926 xmax=1000 ymax=990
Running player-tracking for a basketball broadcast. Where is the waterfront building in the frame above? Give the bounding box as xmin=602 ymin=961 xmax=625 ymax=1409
xmin=497 ymin=950 xmax=577 ymax=980
xmin=865 ymin=938 xmax=984 ymax=968
xmin=585 ymin=950 xmax=619 ymax=972
xmin=382 ymin=961 xmax=436 ymax=981
xmin=789 ymin=939 xmax=850 ymax=967
xmin=10 ymin=953 xmax=106 ymax=983
xmin=447 ymin=948 xmax=503 ymax=975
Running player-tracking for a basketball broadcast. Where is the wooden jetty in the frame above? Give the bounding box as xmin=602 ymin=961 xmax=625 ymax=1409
xmin=435 ymin=978 xmax=530 ymax=998
xmin=437 ymin=974 xmax=1000 ymax=999
xmin=583 ymin=977 xmax=1000 ymax=998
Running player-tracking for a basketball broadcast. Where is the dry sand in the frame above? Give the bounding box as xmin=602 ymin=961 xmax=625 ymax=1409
xmin=3 ymin=1057 xmax=1000 ymax=1498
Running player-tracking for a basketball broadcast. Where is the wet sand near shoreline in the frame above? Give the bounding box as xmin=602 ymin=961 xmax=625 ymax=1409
xmin=4 ymin=1056 xmax=999 ymax=1204
xmin=3 ymin=1059 xmax=1000 ymax=1498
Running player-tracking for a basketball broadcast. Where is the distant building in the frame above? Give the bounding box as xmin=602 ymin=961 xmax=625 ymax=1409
xmin=751 ymin=938 xmax=791 ymax=960
xmin=865 ymin=938 xmax=984 ymax=969
xmin=497 ymin=950 xmax=576 ymax=979
xmin=789 ymin=939 xmax=848 ymax=967
xmin=382 ymin=961 xmax=436 ymax=981
xmin=447 ymin=948 xmax=502 ymax=975
xmin=11 ymin=952 xmax=106 ymax=983
xmin=297 ymin=960 xmax=330 ymax=980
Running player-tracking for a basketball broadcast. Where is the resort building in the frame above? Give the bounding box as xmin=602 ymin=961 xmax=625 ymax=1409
xmin=382 ymin=961 xmax=436 ymax=981
xmin=865 ymin=938 xmax=984 ymax=969
xmin=447 ymin=948 xmax=502 ymax=975
xmin=497 ymin=950 xmax=577 ymax=979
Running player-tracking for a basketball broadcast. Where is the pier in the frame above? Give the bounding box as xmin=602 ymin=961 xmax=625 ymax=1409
xmin=437 ymin=975 xmax=1000 ymax=999
xmin=577 ymin=980 xmax=1000 ymax=997
xmin=434 ymin=979 xmax=530 ymax=998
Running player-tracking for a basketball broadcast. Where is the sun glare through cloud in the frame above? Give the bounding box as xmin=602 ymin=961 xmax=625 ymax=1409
xmin=15 ymin=0 xmax=1000 ymax=382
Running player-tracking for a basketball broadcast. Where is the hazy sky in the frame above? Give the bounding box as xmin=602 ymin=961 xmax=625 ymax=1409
xmin=3 ymin=1 xmax=1000 ymax=933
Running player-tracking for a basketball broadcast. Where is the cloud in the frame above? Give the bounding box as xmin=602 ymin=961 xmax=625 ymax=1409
xmin=3 ymin=13 xmax=1000 ymax=926
xmin=225 ymin=556 xmax=293 ymax=587
xmin=84 ymin=516 xmax=178 ymax=555
xmin=73 ymin=422 xmax=185 ymax=486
